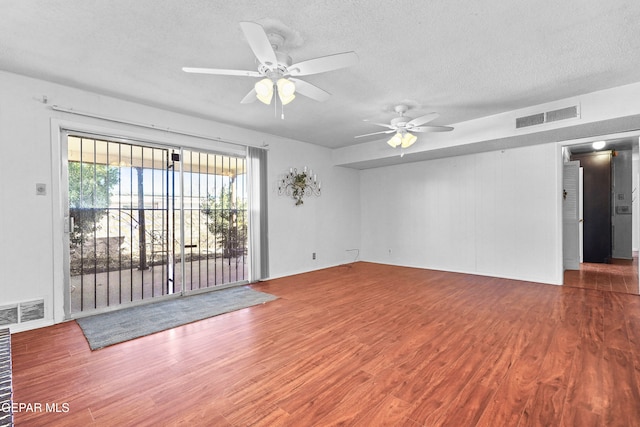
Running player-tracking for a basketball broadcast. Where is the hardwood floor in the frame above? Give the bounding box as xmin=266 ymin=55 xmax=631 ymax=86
xmin=564 ymin=255 xmax=639 ymax=294
xmin=10 ymin=262 xmax=640 ymax=426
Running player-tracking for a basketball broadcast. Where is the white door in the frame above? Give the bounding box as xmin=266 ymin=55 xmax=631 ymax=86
xmin=579 ymin=167 xmax=584 ymax=263
xmin=563 ymin=160 xmax=581 ymax=270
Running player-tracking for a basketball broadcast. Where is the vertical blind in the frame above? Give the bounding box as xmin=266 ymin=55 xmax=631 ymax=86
xmin=247 ymin=146 xmax=269 ymax=280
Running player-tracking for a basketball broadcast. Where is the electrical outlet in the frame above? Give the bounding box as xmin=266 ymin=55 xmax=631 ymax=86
xmin=312 ymin=252 xmax=316 ymax=260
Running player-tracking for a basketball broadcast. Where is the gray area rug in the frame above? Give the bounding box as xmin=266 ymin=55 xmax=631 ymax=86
xmin=76 ymin=286 xmax=277 ymax=350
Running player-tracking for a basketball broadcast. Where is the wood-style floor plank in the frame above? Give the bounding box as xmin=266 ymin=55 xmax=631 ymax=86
xmin=519 ymin=288 xmax=584 ymax=426
xmin=564 ymin=254 xmax=639 ymax=295
xmin=10 ymin=262 xmax=640 ymax=426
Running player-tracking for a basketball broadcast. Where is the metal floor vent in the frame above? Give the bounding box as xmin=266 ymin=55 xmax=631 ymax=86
xmin=0 ymin=300 xmax=44 ymax=327
xmin=516 ymin=105 xmax=579 ymax=129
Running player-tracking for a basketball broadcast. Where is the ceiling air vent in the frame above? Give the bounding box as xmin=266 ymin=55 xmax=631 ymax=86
xmin=516 ymin=105 xmax=579 ymax=129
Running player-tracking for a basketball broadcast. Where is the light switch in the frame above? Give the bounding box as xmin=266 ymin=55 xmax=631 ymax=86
xmin=36 ymin=183 xmax=46 ymax=196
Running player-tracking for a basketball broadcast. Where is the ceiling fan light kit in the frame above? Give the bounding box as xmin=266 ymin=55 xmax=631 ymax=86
xmin=183 ymin=21 xmax=358 ymax=108
xmin=387 ymin=131 xmax=417 ymax=148
xmin=255 ymin=78 xmax=274 ymax=104
xmin=276 ymin=78 xmax=296 ymax=104
xmin=254 ymin=77 xmax=296 ymax=105
xmin=387 ymin=132 xmax=403 ymax=148
xmin=401 ymin=132 xmax=417 ymax=148
xmin=358 ymin=104 xmax=454 ymax=152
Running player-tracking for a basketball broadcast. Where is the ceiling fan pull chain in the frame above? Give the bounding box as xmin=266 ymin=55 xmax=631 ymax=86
xmin=276 ymin=84 xmax=285 ymax=119
xmin=274 ymin=85 xmax=278 ymax=119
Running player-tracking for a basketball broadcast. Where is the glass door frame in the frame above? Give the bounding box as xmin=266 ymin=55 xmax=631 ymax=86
xmin=60 ymin=129 xmax=251 ymax=319
xmin=61 ymin=130 xmax=182 ymax=318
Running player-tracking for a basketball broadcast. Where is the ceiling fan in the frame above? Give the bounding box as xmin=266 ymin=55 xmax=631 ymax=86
xmin=355 ymin=104 xmax=454 ymax=148
xmin=183 ymin=21 xmax=358 ymax=106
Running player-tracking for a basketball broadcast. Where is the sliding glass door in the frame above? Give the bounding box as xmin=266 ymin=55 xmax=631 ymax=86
xmin=176 ymin=149 xmax=248 ymax=294
xmin=64 ymin=133 xmax=249 ymax=317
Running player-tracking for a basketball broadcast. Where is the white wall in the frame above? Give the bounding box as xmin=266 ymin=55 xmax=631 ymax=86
xmin=0 ymin=70 xmax=360 ymax=331
xmin=268 ymin=142 xmax=360 ymax=278
xmin=359 ymin=142 xmax=561 ymax=284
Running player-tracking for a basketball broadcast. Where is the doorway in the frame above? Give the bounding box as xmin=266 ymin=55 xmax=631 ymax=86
xmin=570 ymin=151 xmax=612 ymax=263
xmin=562 ymin=136 xmax=639 ymax=294
xmin=63 ymin=133 xmax=248 ymax=316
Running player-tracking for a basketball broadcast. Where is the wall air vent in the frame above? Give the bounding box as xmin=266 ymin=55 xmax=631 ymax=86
xmin=546 ymin=106 xmax=579 ymax=122
xmin=0 ymin=299 xmax=44 ymax=326
xmin=516 ymin=105 xmax=580 ymax=129
xmin=0 ymin=306 xmax=18 ymax=326
xmin=516 ymin=113 xmax=545 ymax=129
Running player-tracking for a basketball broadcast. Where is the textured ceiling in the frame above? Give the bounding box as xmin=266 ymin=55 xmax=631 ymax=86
xmin=2 ymin=0 xmax=640 ymax=149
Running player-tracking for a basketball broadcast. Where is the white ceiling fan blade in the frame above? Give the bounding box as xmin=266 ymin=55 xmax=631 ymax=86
xmin=289 ymin=78 xmax=331 ymax=102
xmin=355 ymin=130 xmax=395 ymax=138
xmin=182 ymin=67 xmax=261 ymax=77
xmin=240 ymin=88 xmax=257 ymax=104
xmin=363 ymin=120 xmax=395 ymax=129
xmin=239 ymin=21 xmax=278 ymax=68
xmin=407 ymin=112 xmax=440 ymax=127
xmin=288 ymin=52 xmax=358 ymax=76
xmin=411 ymin=125 xmax=454 ymax=132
